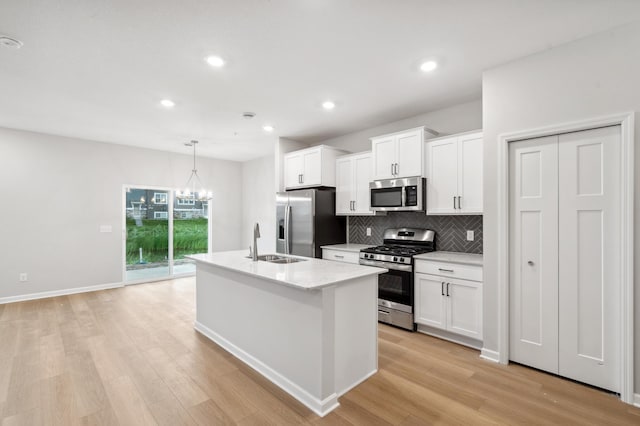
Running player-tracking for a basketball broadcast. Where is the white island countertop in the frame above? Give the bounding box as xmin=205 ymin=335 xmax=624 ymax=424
xmin=413 ymin=251 xmax=483 ymax=266
xmin=188 ymin=250 xmax=387 ymax=291
xmin=320 ymin=243 xmax=375 ymax=253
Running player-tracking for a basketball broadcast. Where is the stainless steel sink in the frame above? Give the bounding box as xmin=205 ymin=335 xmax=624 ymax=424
xmin=246 ymin=254 xmax=307 ymax=264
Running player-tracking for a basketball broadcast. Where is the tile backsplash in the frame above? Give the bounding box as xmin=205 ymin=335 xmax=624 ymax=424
xmin=349 ymin=212 xmax=483 ymax=253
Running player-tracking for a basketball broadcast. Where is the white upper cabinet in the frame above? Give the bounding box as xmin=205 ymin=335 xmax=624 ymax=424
xmin=426 ymin=131 xmax=483 ymax=215
xmin=335 ymin=152 xmax=374 ymax=215
xmin=371 ymin=127 xmax=428 ymax=180
xmin=284 ymin=145 xmax=347 ymax=190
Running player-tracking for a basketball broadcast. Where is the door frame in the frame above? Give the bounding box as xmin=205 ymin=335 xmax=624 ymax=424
xmin=494 ymin=112 xmax=635 ymax=403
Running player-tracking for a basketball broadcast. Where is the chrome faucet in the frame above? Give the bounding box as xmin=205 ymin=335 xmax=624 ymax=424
xmin=252 ymin=223 xmax=261 ymax=261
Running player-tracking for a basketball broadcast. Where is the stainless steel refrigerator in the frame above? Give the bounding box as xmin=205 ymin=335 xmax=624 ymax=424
xmin=276 ymin=188 xmax=346 ymax=258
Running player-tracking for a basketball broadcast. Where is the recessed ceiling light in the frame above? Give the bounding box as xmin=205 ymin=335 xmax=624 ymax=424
xmin=322 ymin=101 xmax=335 ymax=110
xmin=420 ymin=60 xmax=438 ymax=72
xmin=0 ymin=36 xmax=23 ymax=49
xmin=263 ymin=125 xmax=274 ymax=132
xmin=205 ymin=56 xmax=225 ymax=68
xmin=160 ymin=99 xmax=175 ymax=108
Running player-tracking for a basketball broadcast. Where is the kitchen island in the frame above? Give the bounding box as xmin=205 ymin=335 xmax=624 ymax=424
xmin=187 ymin=251 xmax=387 ymax=417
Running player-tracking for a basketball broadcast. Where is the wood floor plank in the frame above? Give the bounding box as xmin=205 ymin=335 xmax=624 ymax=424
xmin=103 ymin=376 xmax=157 ymax=426
xmin=1 ymin=277 xmax=639 ymax=425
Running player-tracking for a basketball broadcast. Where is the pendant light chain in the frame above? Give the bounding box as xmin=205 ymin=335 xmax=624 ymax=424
xmin=176 ymin=140 xmax=213 ymax=201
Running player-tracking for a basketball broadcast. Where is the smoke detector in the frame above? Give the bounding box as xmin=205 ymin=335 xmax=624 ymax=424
xmin=0 ymin=36 xmax=23 ymax=49
xmin=242 ymin=112 xmax=256 ymax=119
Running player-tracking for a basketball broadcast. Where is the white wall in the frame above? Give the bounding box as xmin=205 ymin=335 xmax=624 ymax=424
xmin=0 ymin=127 xmax=243 ymax=299
xmin=242 ymin=155 xmax=276 ymax=254
xmin=319 ymin=99 xmax=482 ymax=153
xmin=482 ymin=22 xmax=640 ymax=390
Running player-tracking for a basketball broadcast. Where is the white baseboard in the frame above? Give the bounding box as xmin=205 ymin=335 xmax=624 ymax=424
xmin=194 ymin=321 xmax=339 ymax=417
xmin=633 ymin=393 xmax=640 ymax=408
xmin=0 ymin=282 xmax=124 ymax=305
xmin=480 ymin=347 xmax=501 ymax=363
xmin=337 ymin=369 xmax=377 ymax=397
xmin=416 ymin=324 xmax=482 ymax=350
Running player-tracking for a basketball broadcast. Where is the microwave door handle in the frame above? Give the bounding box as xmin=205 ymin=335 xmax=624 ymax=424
xmin=284 ymin=204 xmax=291 ymax=254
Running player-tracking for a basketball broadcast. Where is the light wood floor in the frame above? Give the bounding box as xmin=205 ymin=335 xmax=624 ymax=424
xmin=0 ymin=278 xmax=638 ymax=425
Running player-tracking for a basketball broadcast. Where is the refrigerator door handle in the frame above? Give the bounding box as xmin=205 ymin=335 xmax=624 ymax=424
xmin=284 ymin=204 xmax=291 ymax=254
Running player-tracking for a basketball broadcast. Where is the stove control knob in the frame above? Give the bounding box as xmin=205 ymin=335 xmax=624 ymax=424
xmin=393 ymin=257 xmax=398 ymax=262
xmin=364 ymin=254 xmax=368 ymax=259
xmin=399 ymin=257 xmax=404 ymax=263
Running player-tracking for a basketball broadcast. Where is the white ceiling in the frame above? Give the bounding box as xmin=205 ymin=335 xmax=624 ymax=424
xmin=1 ymin=1 xmax=639 ymax=162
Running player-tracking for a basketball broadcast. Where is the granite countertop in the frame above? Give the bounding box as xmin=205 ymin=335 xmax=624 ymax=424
xmin=413 ymin=251 xmax=483 ymax=266
xmin=320 ymin=244 xmax=375 ymax=253
xmin=187 ymin=251 xmax=387 ymax=291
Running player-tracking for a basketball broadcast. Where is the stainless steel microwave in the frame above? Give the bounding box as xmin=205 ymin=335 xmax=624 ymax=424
xmin=369 ymin=177 xmax=425 ymax=212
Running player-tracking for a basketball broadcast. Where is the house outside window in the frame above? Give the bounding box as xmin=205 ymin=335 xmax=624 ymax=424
xmin=154 ymin=211 xmax=168 ymax=219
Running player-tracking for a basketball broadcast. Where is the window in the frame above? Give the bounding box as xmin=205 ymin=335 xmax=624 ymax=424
xmin=153 ymin=193 xmax=168 ymax=204
xmin=154 ymin=211 xmax=168 ymax=219
xmin=177 ymin=198 xmax=195 ymax=205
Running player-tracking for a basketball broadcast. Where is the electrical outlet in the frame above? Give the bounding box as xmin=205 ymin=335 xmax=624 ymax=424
xmin=366 ymin=227 xmax=372 ymax=237
xmin=466 ymin=230 xmax=475 ymax=241
xmin=19 ymin=273 xmax=28 ymax=282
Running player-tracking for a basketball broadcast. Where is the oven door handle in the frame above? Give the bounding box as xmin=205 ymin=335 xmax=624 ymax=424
xmin=359 ymin=259 xmax=412 ymax=272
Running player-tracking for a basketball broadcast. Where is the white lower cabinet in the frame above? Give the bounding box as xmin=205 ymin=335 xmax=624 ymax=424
xmin=322 ymin=249 xmax=359 ymax=264
xmin=414 ymin=260 xmax=483 ymax=341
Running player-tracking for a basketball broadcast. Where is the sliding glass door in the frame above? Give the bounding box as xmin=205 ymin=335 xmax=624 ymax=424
xmin=124 ymin=186 xmax=209 ymax=283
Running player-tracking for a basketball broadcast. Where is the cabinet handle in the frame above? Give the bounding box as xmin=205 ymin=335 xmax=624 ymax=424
xmin=438 ymin=268 xmax=454 ymax=273
xmin=353 ymin=200 xmax=356 ymax=211
xmin=453 ymin=196 xmax=456 ymax=209
xmin=301 ymin=174 xmax=304 ymax=184
xmin=298 ymin=174 xmax=302 ymax=184
xmin=378 ymin=310 xmax=390 ymax=316
xmin=441 ymin=282 xmax=445 ymax=296
xmin=395 ymin=163 xmax=399 ymax=175
xmin=391 ymin=163 xmax=394 ymax=176
xmin=446 ymin=282 xmax=450 ymax=297
xmin=334 ymin=254 xmax=344 ymax=259
xmin=457 ymin=196 xmax=462 ymax=210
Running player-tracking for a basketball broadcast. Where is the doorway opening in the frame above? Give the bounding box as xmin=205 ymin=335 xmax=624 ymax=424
xmin=123 ymin=185 xmax=210 ymax=283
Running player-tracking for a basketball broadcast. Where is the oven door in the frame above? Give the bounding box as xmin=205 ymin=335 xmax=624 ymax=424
xmin=378 ymin=268 xmax=412 ymax=307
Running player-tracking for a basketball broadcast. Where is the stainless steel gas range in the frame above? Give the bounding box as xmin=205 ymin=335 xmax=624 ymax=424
xmin=358 ymin=228 xmax=436 ymax=331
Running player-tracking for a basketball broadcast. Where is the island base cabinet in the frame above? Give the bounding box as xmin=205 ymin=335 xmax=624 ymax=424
xmin=193 ymin=262 xmax=378 ymax=417
xmin=415 ymin=273 xmax=482 ymax=340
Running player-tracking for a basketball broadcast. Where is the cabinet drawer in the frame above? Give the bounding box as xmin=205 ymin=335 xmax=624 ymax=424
xmin=414 ymin=260 xmax=482 ymax=282
xmin=322 ymin=249 xmax=360 ymax=264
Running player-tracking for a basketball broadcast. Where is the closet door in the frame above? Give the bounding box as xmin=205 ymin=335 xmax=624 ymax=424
xmin=557 ymin=126 xmax=621 ymax=392
xmin=509 ymin=135 xmax=559 ymax=373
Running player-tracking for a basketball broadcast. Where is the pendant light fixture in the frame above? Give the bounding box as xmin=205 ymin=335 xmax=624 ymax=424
xmin=176 ymin=140 xmax=212 ymax=201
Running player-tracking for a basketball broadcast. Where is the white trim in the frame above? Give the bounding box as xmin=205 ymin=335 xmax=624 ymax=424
xmin=480 ymin=348 xmax=501 ymax=363
xmin=633 ymin=393 xmax=640 ymax=408
xmin=495 ymin=111 xmax=635 ymax=403
xmin=416 ymin=325 xmax=482 ymax=350
xmin=0 ymin=282 xmax=123 ymax=305
xmin=336 ymin=369 xmax=377 ymax=397
xmin=194 ymin=321 xmax=339 ymax=417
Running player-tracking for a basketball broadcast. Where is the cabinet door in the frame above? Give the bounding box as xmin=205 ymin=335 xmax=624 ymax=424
xmin=396 ymin=130 xmax=423 ymax=178
xmin=284 ymin=153 xmax=303 ymax=189
xmin=372 ymin=136 xmax=396 ymax=180
xmin=446 ymin=278 xmax=482 ymax=339
xmin=302 ymin=149 xmax=321 ymax=186
xmin=427 ymin=137 xmax=458 ymax=214
xmin=458 ymin=133 xmax=483 ymax=214
xmin=335 ymin=157 xmax=353 ymax=215
xmin=353 ymin=154 xmax=373 ymax=215
xmin=414 ymin=273 xmax=447 ymax=329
